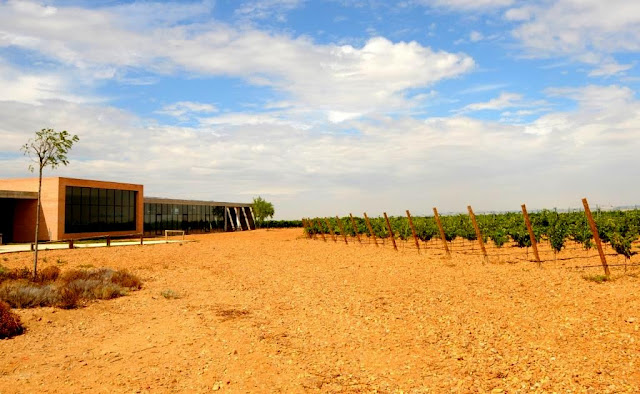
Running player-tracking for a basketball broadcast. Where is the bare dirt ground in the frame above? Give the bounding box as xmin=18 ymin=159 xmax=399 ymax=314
xmin=1 ymin=229 xmax=639 ymax=393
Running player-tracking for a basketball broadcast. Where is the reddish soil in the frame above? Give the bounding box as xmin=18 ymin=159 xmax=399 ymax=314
xmin=1 ymin=229 xmax=639 ymax=393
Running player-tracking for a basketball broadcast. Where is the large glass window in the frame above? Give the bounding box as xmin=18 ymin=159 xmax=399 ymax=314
xmin=143 ymin=203 xmax=231 ymax=233
xmin=65 ymin=186 xmax=137 ymax=233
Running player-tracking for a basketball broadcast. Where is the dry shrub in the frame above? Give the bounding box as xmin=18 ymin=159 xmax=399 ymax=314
xmin=66 ymin=279 xmax=126 ymax=300
xmin=0 ymin=281 xmax=56 ymax=308
xmin=60 ymin=268 xmax=100 ymax=283
xmin=37 ymin=266 xmax=60 ymax=283
xmin=56 ymin=286 xmax=80 ymax=309
xmin=0 ymin=267 xmax=141 ymax=310
xmin=0 ymin=266 xmax=31 ymax=283
xmin=0 ymin=301 xmax=24 ymax=339
xmin=92 ymin=283 xmax=125 ymax=300
xmin=61 ymin=268 xmax=141 ymax=290
xmin=110 ymin=270 xmax=142 ymax=289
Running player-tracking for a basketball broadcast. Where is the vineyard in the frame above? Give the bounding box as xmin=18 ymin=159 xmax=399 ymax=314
xmin=302 ymin=201 xmax=640 ymax=275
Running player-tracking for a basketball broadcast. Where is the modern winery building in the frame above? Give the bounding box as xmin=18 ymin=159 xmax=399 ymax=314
xmin=0 ymin=177 xmax=255 ymax=243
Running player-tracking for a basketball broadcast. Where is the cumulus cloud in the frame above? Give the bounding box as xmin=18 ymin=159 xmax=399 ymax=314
xmin=0 ymin=61 xmax=92 ymax=105
xmin=0 ymin=1 xmax=474 ymax=117
xmin=2 ymin=83 xmax=639 ymax=218
xmin=507 ymin=0 xmax=640 ymax=76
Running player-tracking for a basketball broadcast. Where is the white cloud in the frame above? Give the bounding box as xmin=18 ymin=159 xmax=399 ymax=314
xmin=157 ymin=101 xmax=218 ymax=119
xmin=327 ymin=111 xmax=362 ymax=123
xmin=0 ymin=61 xmax=94 ymax=104
xmin=458 ymin=92 xmax=523 ymax=112
xmin=545 ymin=84 xmax=635 ymax=111
xmin=2 ymin=84 xmax=639 ymax=218
xmin=507 ymin=0 xmax=640 ymax=76
xmin=0 ymin=1 xmax=474 ymax=116
xmin=234 ymin=0 xmax=304 ymax=22
xmin=588 ymin=61 xmax=634 ymax=77
xmin=415 ymin=0 xmax=513 ymax=11
xmin=469 ymin=31 xmax=484 ymax=42
xmin=198 ymin=112 xmax=313 ymax=130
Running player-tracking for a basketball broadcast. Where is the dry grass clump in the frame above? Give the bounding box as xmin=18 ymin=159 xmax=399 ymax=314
xmin=160 ymin=289 xmax=181 ymax=299
xmin=0 ymin=266 xmax=31 ymax=282
xmin=0 ymin=281 xmax=56 ymax=308
xmin=37 ymin=266 xmax=60 ymax=283
xmin=110 ymin=270 xmax=143 ymax=289
xmin=0 ymin=266 xmax=142 ymax=310
xmin=0 ymin=300 xmax=24 ymax=339
xmin=582 ymin=274 xmax=611 ymax=283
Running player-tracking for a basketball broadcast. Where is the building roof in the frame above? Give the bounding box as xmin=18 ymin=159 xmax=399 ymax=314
xmin=144 ymin=197 xmax=252 ymax=208
xmin=0 ymin=190 xmax=38 ymax=199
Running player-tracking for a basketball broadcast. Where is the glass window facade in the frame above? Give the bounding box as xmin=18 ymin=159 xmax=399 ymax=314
xmin=143 ymin=203 xmax=226 ymax=234
xmin=65 ymin=186 xmax=137 ymax=233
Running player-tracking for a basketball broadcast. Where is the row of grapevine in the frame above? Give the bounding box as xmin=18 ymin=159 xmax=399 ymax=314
xmin=261 ymin=220 xmax=303 ymax=228
xmin=303 ymin=207 xmax=640 ymax=261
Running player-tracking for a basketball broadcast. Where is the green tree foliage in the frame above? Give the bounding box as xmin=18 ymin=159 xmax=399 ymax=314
xmin=252 ymin=196 xmax=275 ymax=228
xmin=22 ymin=128 xmax=79 ymax=279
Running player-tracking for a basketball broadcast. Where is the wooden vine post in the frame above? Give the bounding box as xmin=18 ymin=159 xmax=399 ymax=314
xmin=406 ymin=210 xmax=420 ymax=253
xmin=432 ymin=207 xmax=451 ymax=257
xmin=467 ymin=205 xmax=488 ymax=262
xmin=521 ymin=204 xmax=541 ymax=267
xmin=349 ymin=213 xmax=362 ymax=244
xmin=582 ymin=198 xmax=610 ymax=276
xmin=315 ymin=219 xmax=327 ymax=242
xmin=335 ymin=216 xmax=349 ymax=245
xmin=363 ymin=212 xmax=378 ymax=247
xmin=324 ymin=218 xmax=337 ymax=243
xmin=383 ymin=212 xmax=398 ymax=251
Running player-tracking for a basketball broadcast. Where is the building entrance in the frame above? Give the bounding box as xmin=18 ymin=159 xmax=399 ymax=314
xmin=0 ymin=198 xmax=16 ymax=243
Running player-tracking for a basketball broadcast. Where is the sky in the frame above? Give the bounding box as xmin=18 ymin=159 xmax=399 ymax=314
xmin=0 ymin=0 xmax=639 ymax=219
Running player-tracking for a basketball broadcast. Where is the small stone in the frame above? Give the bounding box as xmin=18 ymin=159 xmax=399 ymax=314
xmin=626 ymin=317 xmax=636 ymax=323
xmin=212 ymin=381 xmax=223 ymax=390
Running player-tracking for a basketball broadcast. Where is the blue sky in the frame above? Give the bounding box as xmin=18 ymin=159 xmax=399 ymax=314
xmin=1 ymin=0 xmax=639 ymax=219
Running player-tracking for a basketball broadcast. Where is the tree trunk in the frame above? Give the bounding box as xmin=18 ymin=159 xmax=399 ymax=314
xmin=33 ymin=165 xmax=43 ymax=279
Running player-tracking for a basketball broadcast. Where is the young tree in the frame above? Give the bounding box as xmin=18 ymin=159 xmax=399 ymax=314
xmin=252 ymin=196 xmax=274 ymax=228
xmin=22 ymin=128 xmax=79 ymax=278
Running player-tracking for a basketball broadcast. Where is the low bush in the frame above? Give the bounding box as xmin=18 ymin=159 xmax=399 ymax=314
xmin=110 ymin=270 xmax=142 ymax=289
xmin=0 ymin=281 xmax=57 ymax=308
xmin=0 ymin=266 xmax=31 ymax=283
xmin=37 ymin=266 xmax=60 ymax=283
xmin=0 ymin=301 xmax=24 ymax=339
xmin=56 ymin=285 xmax=80 ymax=309
xmin=66 ymin=279 xmax=125 ymax=300
xmin=0 ymin=267 xmax=142 ymax=310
